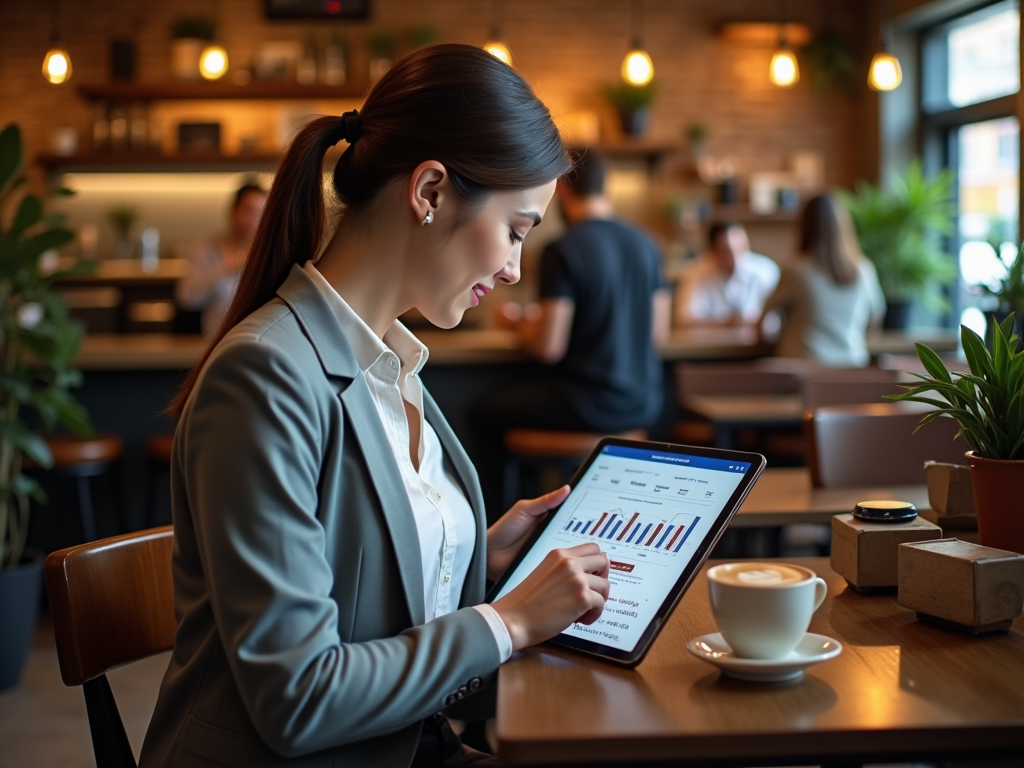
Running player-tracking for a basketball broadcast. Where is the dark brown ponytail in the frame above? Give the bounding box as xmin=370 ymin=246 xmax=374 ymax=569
xmin=171 ymin=43 xmax=571 ymax=415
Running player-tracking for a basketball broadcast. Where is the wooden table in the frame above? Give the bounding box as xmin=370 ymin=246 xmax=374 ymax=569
xmin=680 ymin=394 xmax=805 ymax=449
xmin=495 ymin=557 xmax=1024 ymax=765
xmin=733 ymin=467 xmax=931 ymax=528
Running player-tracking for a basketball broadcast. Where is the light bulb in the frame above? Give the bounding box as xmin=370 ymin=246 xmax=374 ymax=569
xmin=769 ymin=48 xmax=799 ymax=88
xmin=868 ymin=51 xmax=902 ymax=91
xmin=621 ymin=49 xmax=654 ymax=86
xmin=42 ymin=47 xmax=72 ymax=84
xmin=483 ymin=41 xmax=512 ymax=66
xmin=199 ymin=44 xmax=228 ymax=80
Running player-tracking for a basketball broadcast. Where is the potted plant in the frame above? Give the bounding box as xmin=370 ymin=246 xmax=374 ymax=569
xmin=0 ymin=124 xmax=94 ymax=690
xmin=889 ymin=315 xmax=1024 ymax=553
xmin=106 ymin=203 xmax=139 ymax=259
xmin=170 ymin=16 xmax=216 ymax=80
xmin=601 ymin=81 xmax=659 ymax=137
xmin=840 ymin=161 xmax=957 ymax=329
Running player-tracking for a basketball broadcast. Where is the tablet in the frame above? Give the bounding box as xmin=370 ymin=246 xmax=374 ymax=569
xmin=487 ymin=438 xmax=766 ymax=667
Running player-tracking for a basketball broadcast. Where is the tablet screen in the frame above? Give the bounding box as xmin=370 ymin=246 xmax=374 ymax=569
xmin=491 ymin=444 xmax=752 ymax=654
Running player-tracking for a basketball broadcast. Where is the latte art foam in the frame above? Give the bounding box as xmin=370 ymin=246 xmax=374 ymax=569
xmin=711 ymin=563 xmax=807 ymax=587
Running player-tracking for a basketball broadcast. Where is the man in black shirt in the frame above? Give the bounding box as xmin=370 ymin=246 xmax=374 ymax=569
xmin=471 ymin=149 xmax=671 ymax=518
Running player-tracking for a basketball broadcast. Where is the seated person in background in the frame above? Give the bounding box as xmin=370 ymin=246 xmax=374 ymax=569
xmin=175 ymin=182 xmax=267 ymax=334
xmin=675 ymin=222 xmax=779 ymax=327
xmin=760 ymin=194 xmax=886 ymax=367
xmin=472 ymin=148 xmax=672 ymax=518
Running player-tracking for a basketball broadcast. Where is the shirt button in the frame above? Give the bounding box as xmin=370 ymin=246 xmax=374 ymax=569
xmin=435 ymin=491 xmax=442 ymax=500
xmin=442 ymin=574 xmax=450 ymax=584
xmin=388 ymin=358 xmax=398 ymax=369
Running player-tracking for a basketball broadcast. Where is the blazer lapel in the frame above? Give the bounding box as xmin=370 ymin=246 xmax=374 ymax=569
xmin=422 ymin=390 xmax=488 ymax=607
xmin=340 ymin=379 xmax=426 ymax=628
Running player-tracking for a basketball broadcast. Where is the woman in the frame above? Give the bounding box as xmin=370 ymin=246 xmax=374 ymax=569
xmin=761 ymin=194 xmax=886 ymax=367
xmin=141 ymin=45 xmax=610 ymax=768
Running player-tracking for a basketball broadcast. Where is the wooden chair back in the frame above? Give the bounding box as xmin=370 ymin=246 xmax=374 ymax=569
xmin=45 ymin=526 xmax=176 ymax=768
xmin=802 ymin=368 xmax=900 ymax=410
xmin=675 ymin=363 xmax=801 ymax=399
xmin=804 ymin=403 xmax=969 ymax=488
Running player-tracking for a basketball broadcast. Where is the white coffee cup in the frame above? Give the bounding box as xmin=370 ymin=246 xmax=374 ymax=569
xmin=707 ymin=562 xmax=827 ymax=660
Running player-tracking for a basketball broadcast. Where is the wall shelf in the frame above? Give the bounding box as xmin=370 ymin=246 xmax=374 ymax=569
xmin=711 ymin=204 xmax=799 ymax=224
xmin=37 ymin=153 xmax=281 ymax=174
xmin=77 ymin=82 xmax=368 ymax=102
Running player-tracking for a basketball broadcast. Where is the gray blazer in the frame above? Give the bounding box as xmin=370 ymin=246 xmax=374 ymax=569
xmin=140 ymin=265 xmax=501 ymax=768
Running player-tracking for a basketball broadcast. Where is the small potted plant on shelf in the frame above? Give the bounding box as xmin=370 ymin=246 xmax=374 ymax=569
xmin=840 ymin=161 xmax=957 ymax=329
xmin=601 ymin=81 xmax=659 ymax=137
xmin=889 ymin=315 xmax=1024 ymax=554
xmin=0 ymin=124 xmax=95 ymax=690
xmin=170 ymin=16 xmax=216 ymax=81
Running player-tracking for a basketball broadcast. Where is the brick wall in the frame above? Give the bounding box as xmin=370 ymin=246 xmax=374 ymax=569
xmin=1 ymin=0 xmax=874 ymax=186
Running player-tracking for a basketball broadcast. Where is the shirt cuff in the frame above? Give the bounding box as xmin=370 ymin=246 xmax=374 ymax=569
xmin=472 ymin=604 xmax=513 ymax=663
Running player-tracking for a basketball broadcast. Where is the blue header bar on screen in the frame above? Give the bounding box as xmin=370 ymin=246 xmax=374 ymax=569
xmin=601 ymin=444 xmax=751 ymax=473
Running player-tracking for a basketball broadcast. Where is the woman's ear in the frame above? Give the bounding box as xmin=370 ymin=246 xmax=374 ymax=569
xmin=408 ymin=161 xmax=448 ymax=225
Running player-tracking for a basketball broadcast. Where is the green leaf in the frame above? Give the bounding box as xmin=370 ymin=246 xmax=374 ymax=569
xmin=0 ymin=124 xmax=23 ymax=193
xmin=961 ymin=325 xmax=995 ymax=380
xmin=913 ymin=343 xmax=952 ymax=383
xmin=11 ymin=194 xmax=42 ymax=237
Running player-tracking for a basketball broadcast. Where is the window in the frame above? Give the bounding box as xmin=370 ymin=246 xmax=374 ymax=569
xmin=923 ymin=1 xmax=1019 ymax=113
xmin=920 ymin=2 xmax=1020 ymax=333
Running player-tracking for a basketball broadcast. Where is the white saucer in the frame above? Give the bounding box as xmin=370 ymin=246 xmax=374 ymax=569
xmin=686 ymin=632 xmax=842 ymax=682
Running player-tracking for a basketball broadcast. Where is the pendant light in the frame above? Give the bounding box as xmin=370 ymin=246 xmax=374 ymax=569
xmin=199 ymin=0 xmax=228 ymax=80
xmin=868 ymin=0 xmax=902 ymax=91
xmin=769 ymin=0 xmax=799 ymax=88
xmin=42 ymin=0 xmax=72 ymax=85
xmin=483 ymin=0 xmax=513 ymax=65
xmin=621 ymin=0 xmax=654 ymax=86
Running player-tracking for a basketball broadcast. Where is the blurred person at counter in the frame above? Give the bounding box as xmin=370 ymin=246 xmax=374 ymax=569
xmin=675 ymin=221 xmax=779 ymax=327
xmin=473 ymin=148 xmax=671 ymax=518
xmin=760 ymin=194 xmax=886 ymax=366
xmin=176 ymin=182 xmax=267 ymax=334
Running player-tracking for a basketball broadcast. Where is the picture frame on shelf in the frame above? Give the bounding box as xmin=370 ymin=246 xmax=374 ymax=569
xmin=264 ymin=0 xmax=370 ymax=19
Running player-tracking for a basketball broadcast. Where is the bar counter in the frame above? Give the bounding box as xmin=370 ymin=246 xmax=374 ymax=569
xmin=72 ymin=327 xmax=958 ymax=370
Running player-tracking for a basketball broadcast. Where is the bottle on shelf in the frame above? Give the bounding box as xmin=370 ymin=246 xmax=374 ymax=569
xmin=321 ymin=31 xmax=346 ymax=86
xmin=129 ymin=101 xmax=148 ymax=152
xmin=109 ymin=105 xmax=129 ymax=152
xmin=297 ymin=32 xmax=318 ymax=85
xmin=92 ymin=102 xmax=110 ymax=153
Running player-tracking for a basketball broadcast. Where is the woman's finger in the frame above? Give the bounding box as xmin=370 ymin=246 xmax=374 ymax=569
xmin=513 ymin=485 xmax=570 ymax=519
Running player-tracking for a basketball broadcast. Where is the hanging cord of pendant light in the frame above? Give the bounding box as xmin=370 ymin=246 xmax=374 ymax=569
xmin=868 ymin=0 xmax=903 ymax=91
xmin=42 ymin=0 xmax=72 ymax=84
xmin=484 ymin=0 xmax=513 ymax=65
xmin=769 ymin=0 xmax=800 ymax=87
xmin=622 ymin=0 xmax=654 ymax=86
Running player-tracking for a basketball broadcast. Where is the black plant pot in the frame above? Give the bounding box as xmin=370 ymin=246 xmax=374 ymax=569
xmin=0 ymin=549 xmax=44 ymax=691
xmin=617 ymin=108 xmax=650 ymax=137
xmin=882 ymin=301 xmax=911 ymax=330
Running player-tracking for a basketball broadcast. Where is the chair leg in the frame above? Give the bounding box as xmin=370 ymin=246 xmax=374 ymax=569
xmin=82 ymin=675 xmax=137 ymax=768
xmin=76 ymin=474 xmax=97 ymax=543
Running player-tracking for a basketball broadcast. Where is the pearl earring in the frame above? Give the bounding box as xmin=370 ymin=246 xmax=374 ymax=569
xmin=421 ymin=211 xmax=434 ymax=226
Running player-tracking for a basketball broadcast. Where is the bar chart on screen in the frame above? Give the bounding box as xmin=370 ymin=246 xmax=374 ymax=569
xmin=559 ymin=490 xmax=699 ymax=555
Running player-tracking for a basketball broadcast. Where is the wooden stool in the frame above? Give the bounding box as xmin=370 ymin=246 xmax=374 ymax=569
xmin=145 ymin=434 xmax=174 ymax=527
xmin=502 ymin=428 xmax=647 ymax=509
xmin=36 ymin=435 xmax=125 ymax=543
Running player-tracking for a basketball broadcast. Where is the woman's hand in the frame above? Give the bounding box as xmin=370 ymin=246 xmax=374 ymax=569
xmin=487 ymin=486 xmax=570 ymax=581
xmin=490 ymin=543 xmax=610 ymax=652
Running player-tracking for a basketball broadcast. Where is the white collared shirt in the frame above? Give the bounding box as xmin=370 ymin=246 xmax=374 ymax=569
xmin=676 ymin=251 xmax=780 ymax=324
xmin=303 ymin=263 xmax=511 ymax=661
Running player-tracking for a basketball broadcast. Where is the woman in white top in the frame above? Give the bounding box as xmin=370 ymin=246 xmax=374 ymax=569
xmin=761 ymin=194 xmax=886 ymax=367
